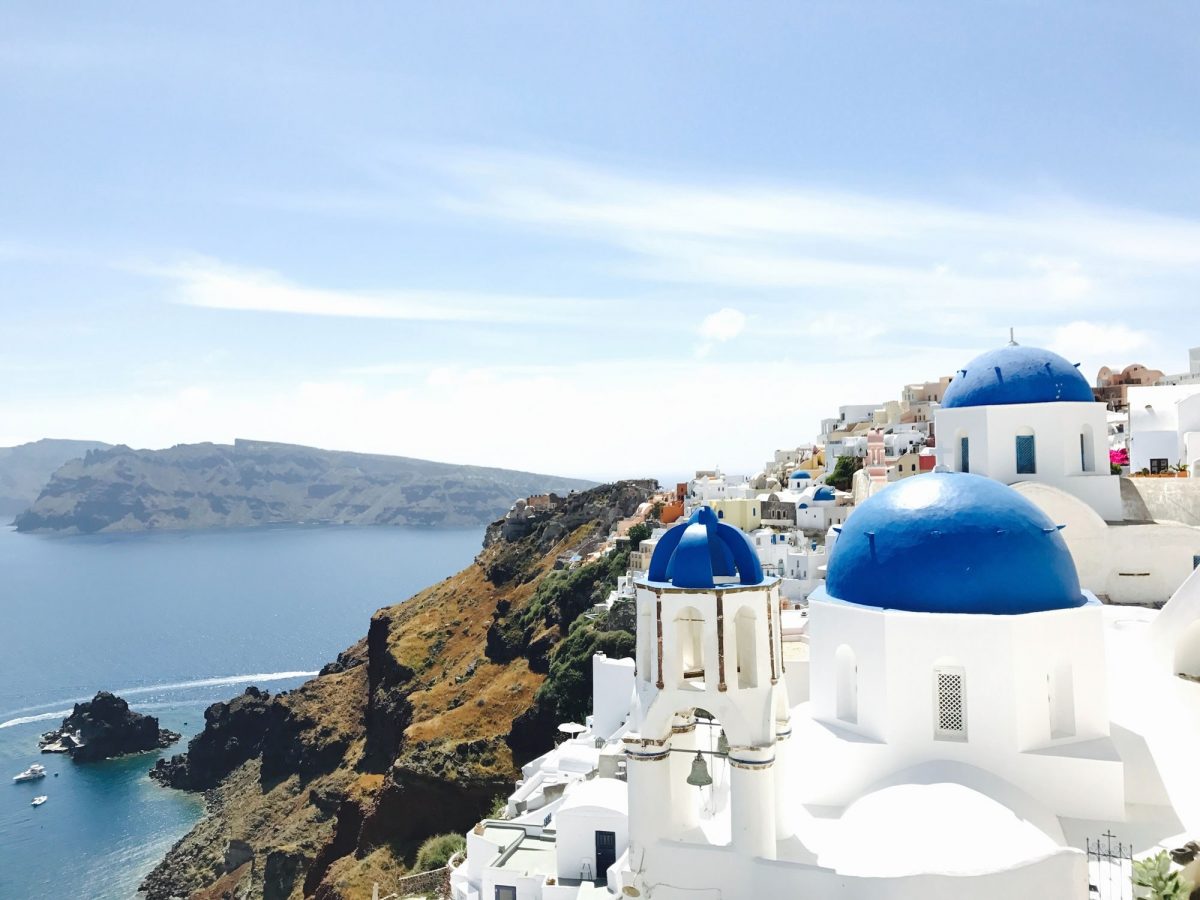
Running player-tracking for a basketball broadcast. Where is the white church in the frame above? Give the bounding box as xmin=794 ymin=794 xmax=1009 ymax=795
xmin=450 ymin=344 xmax=1200 ymax=900
xmin=932 ymin=341 xmax=1200 ymax=605
xmin=452 ymin=474 xmax=1200 ymax=900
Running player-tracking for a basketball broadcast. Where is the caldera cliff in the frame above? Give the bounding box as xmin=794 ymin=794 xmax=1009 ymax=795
xmin=142 ymin=479 xmax=655 ymax=900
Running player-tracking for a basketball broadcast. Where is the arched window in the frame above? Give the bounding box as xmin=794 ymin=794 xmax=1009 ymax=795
xmin=637 ymin=607 xmax=653 ymax=683
xmin=734 ymin=607 xmax=758 ymax=689
xmin=835 ymin=644 xmax=857 ymax=723
xmin=1080 ymin=425 xmax=1095 ymax=472
xmin=1015 ymin=427 xmax=1036 ymax=475
xmin=1049 ymin=661 xmax=1075 ymax=739
xmin=933 ymin=664 xmax=967 ymax=741
xmin=675 ymin=606 xmax=705 ymax=686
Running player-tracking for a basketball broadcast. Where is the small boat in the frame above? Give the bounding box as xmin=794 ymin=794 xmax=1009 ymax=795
xmin=13 ymin=764 xmax=46 ymax=783
xmin=31 ymin=796 xmax=47 ymax=807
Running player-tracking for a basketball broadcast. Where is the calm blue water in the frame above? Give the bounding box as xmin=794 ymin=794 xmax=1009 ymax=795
xmin=0 ymin=523 xmax=481 ymax=899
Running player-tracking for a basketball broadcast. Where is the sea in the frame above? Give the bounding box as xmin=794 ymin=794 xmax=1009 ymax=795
xmin=0 ymin=522 xmax=483 ymax=899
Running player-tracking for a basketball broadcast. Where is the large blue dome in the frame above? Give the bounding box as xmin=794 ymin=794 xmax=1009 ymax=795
xmin=646 ymin=506 xmax=764 ymax=589
xmin=825 ymin=473 xmax=1085 ymax=615
xmin=941 ymin=345 xmax=1093 ymax=408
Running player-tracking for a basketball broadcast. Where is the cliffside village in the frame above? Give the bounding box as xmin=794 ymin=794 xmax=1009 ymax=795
xmin=446 ymin=340 xmax=1200 ymax=900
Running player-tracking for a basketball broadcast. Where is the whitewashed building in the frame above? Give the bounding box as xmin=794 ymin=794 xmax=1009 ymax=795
xmin=453 ymin=482 xmax=1200 ymax=900
xmin=934 ymin=342 xmax=1123 ymax=521
xmin=1128 ymin=384 xmax=1200 ymax=476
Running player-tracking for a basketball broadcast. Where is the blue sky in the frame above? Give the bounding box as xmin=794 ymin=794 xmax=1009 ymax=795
xmin=3 ymin=3 xmax=1199 ymax=480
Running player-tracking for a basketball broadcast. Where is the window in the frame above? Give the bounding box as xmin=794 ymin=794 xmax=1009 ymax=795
xmin=835 ymin=644 xmax=857 ymax=723
xmin=1151 ymin=458 xmax=1169 ymax=474
xmin=675 ymin=607 xmax=705 ymax=685
xmin=637 ymin=608 xmax=652 ymax=683
xmin=496 ymin=887 xmax=517 ymax=900
xmin=1080 ymin=425 xmax=1095 ymax=472
xmin=933 ymin=666 xmax=967 ymax=741
xmin=959 ymin=436 xmax=970 ymax=473
xmin=735 ymin=607 xmax=758 ymax=689
xmin=1015 ymin=433 xmax=1036 ymax=475
xmin=1049 ymin=662 xmax=1075 ymax=739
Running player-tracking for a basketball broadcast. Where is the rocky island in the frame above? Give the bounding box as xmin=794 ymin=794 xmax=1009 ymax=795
xmin=14 ymin=439 xmax=596 ymax=533
xmin=40 ymin=691 xmax=181 ymax=762
xmin=140 ymin=480 xmax=654 ymax=900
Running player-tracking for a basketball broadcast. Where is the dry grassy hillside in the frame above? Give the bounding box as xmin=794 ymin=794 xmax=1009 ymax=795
xmin=142 ymin=480 xmax=654 ymax=900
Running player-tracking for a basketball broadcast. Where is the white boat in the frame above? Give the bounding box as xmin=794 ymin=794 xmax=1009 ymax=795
xmin=12 ymin=764 xmax=46 ymax=783
xmin=30 ymin=796 xmax=47 ymax=807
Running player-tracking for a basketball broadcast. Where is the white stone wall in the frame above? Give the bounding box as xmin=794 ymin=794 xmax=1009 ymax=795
xmin=805 ymin=592 xmax=1123 ymax=820
xmin=591 ymin=654 xmax=634 ymax=740
xmin=935 ymin=400 xmax=1122 ymax=520
xmin=1014 ymin=482 xmax=1200 ymax=604
xmin=554 ymin=803 xmax=628 ymax=884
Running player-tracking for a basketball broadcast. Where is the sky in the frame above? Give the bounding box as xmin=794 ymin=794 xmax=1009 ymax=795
xmin=2 ymin=3 xmax=1199 ymax=482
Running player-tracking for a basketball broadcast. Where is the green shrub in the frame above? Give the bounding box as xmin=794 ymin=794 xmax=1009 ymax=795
xmin=534 ymin=622 xmax=635 ymax=724
xmin=829 ymin=455 xmax=862 ymax=490
xmin=626 ymin=522 xmax=653 ymax=547
xmin=414 ymin=832 xmax=466 ymax=872
xmin=1133 ymin=851 xmax=1190 ymax=900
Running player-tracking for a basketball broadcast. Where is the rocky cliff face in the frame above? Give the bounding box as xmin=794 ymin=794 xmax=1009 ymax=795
xmin=0 ymin=438 xmax=110 ymax=517
xmin=14 ymin=439 xmax=595 ymax=533
xmin=142 ymin=480 xmax=654 ymax=900
xmin=40 ymin=691 xmax=180 ymax=762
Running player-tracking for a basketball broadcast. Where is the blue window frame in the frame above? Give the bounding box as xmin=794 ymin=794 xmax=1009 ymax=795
xmin=1016 ymin=435 xmax=1036 ymax=475
xmin=959 ymin=436 xmax=970 ymax=473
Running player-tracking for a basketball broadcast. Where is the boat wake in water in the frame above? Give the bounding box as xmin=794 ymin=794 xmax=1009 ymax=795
xmin=0 ymin=671 xmax=318 ymax=728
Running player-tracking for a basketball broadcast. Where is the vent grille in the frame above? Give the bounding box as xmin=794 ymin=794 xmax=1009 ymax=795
xmin=934 ymin=667 xmax=967 ymax=740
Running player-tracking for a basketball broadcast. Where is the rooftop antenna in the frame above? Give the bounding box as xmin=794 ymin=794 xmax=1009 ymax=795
xmin=1007 ymin=327 xmax=1018 ymax=346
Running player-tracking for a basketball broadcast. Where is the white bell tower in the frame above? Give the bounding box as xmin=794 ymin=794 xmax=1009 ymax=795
xmin=620 ymin=507 xmax=791 ymax=892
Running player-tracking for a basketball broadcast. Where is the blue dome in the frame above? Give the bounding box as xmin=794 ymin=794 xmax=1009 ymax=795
xmin=824 ymin=473 xmax=1085 ymax=615
xmin=812 ymin=486 xmax=836 ymax=502
xmin=646 ymin=506 xmax=764 ymax=589
xmin=941 ymin=345 xmax=1093 ymax=409
xmin=790 ymin=470 xmax=811 ymax=480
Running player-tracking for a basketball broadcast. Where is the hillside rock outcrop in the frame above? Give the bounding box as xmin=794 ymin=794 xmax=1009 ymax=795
xmin=142 ymin=479 xmax=655 ymax=900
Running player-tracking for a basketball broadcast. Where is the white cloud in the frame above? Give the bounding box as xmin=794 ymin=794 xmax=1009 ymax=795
xmin=150 ymin=258 xmax=605 ymax=324
xmin=1049 ymin=321 xmax=1152 ymax=363
xmin=699 ymin=307 xmax=746 ymax=341
xmin=695 ymin=307 xmax=747 ymax=357
xmin=419 ymin=149 xmax=1200 ymax=331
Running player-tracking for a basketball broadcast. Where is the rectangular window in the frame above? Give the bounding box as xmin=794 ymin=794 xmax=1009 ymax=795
xmin=960 ymin=437 xmax=970 ymax=473
xmin=933 ymin=666 xmax=967 ymax=741
xmin=1016 ymin=435 xmax=1037 ymax=474
xmin=1151 ymin=458 xmax=1169 ymax=474
xmin=496 ymin=887 xmax=517 ymax=900
xmin=1080 ymin=434 xmax=1087 ymax=471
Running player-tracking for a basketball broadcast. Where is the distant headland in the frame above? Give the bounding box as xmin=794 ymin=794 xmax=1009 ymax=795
xmin=6 ymin=438 xmax=596 ymax=533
